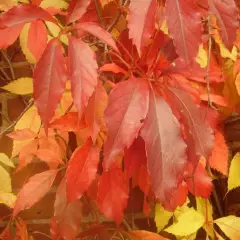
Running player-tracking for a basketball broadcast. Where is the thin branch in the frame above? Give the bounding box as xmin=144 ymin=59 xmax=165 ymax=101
xmin=93 ymin=0 xmax=104 ymax=26
xmin=0 ymin=61 xmax=30 ymax=69
xmin=0 ymin=68 xmax=10 ymax=81
xmin=1 ymin=50 xmax=15 ymax=79
xmin=0 ymin=100 xmax=34 ymax=137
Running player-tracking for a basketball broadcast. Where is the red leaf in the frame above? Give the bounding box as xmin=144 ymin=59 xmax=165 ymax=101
xmin=66 ymin=138 xmax=100 ymax=202
xmin=124 ymin=137 xmax=147 ymax=179
xmin=68 ymin=36 xmax=98 ymax=118
xmin=35 ymin=149 xmax=64 ymax=169
xmin=0 ymin=25 xmax=23 ymax=49
xmin=209 ymin=131 xmax=229 ymax=175
xmin=141 ymin=88 xmax=187 ymax=207
xmin=7 ymin=129 xmax=37 ymax=140
xmin=129 ymin=230 xmax=167 ymax=240
xmin=0 ymin=3 xmax=56 ymax=28
xmin=209 ymin=0 xmax=238 ymax=49
xmin=13 ymin=169 xmax=58 ymax=217
xmin=31 ymin=0 xmax=42 ymax=5
xmin=54 ymin=178 xmax=82 ymax=240
xmin=128 ymin=0 xmax=157 ymax=56
xmin=75 ymin=22 xmax=118 ymax=52
xmin=185 ymin=159 xmax=212 ymax=198
xmin=200 ymin=94 xmax=229 ymax=107
xmin=99 ymin=63 xmax=128 ymax=75
xmin=67 ymin=0 xmax=91 ymax=24
xmin=167 ymin=88 xmax=214 ymax=163
xmin=28 ymin=20 xmax=47 ymax=61
xmin=85 ymin=81 xmax=108 ymax=142
xmin=17 ymin=139 xmax=38 ymax=172
xmin=33 ymin=38 xmax=68 ymax=133
xmin=103 ymin=77 xmax=149 ymax=170
xmin=97 ymin=166 xmax=129 ymax=224
xmin=165 ymin=0 xmax=202 ymax=65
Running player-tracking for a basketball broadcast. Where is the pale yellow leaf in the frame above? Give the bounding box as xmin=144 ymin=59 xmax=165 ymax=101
xmin=0 ymin=192 xmax=16 ymax=208
xmin=165 ymin=209 xmax=204 ymax=237
xmin=20 ymin=23 xmax=36 ymax=64
xmin=0 ymin=153 xmax=15 ymax=168
xmin=155 ymin=203 xmax=173 ymax=232
xmin=215 ymin=216 xmax=240 ymax=240
xmin=0 ymin=165 xmax=12 ymax=193
xmin=228 ymin=152 xmax=240 ymax=191
xmin=1 ymin=77 xmax=33 ymax=95
xmin=196 ymin=44 xmax=208 ymax=68
xmin=196 ymin=197 xmax=214 ymax=239
xmin=45 ymin=21 xmax=68 ymax=45
xmin=40 ymin=0 xmax=68 ymax=9
xmin=12 ymin=106 xmax=41 ymax=158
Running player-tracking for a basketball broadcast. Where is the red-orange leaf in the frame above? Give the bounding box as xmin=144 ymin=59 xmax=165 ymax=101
xmin=13 ymin=169 xmax=58 ymax=217
xmin=99 ymin=63 xmax=128 ymax=75
xmin=0 ymin=3 xmax=56 ymax=28
xmin=103 ymin=77 xmax=149 ymax=170
xmin=75 ymin=22 xmax=118 ymax=52
xmin=141 ymin=88 xmax=187 ymax=207
xmin=28 ymin=20 xmax=47 ymax=61
xmin=165 ymin=0 xmax=202 ymax=65
xmin=67 ymin=0 xmax=91 ymax=24
xmin=209 ymin=131 xmax=229 ymax=175
xmin=54 ymin=178 xmax=82 ymax=240
xmin=85 ymin=81 xmax=108 ymax=142
xmin=209 ymin=0 xmax=239 ymax=49
xmin=33 ymin=38 xmax=68 ymax=133
xmin=129 ymin=230 xmax=167 ymax=240
xmin=97 ymin=166 xmax=129 ymax=224
xmin=128 ymin=0 xmax=157 ymax=56
xmin=7 ymin=129 xmax=37 ymax=140
xmin=68 ymin=36 xmax=98 ymax=118
xmin=0 ymin=25 xmax=23 ymax=49
xmin=66 ymin=138 xmax=100 ymax=202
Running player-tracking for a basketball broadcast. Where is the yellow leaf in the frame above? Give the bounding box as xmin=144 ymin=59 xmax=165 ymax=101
xmin=155 ymin=203 xmax=172 ymax=232
xmin=196 ymin=197 xmax=214 ymax=239
xmin=160 ymin=19 xmax=168 ymax=35
xmin=20 ymin=23 xmax=36 ymax=64
xmin=0 ymin=192 xmax=16 ymax=208
xmin=0 ymin=0 xmax=17 ymax=11
xmin=235 ymin=73 xmax=240 ymax=96
xmin=174 ymin=198 xmax=190 ymax=219
xmin=0 ymin=165 xmax=12 ymax=193
xmin=45 ymin=21 xmax=68 ymax=45
xmin=214 ymin=216 xmax=240 ymax=240
xmin=40 ymin=0 xmax=68 ymax=9
xmin=12 ymin=106 xmax=41 ymax=158
xmin=196 ymin=44 xmax=208 ymax=68
xmin=164 ymin=208 xmax=204 ymax=237
xmin=0 ymin=153 xmax=15 ymax=168
xmin=228 ymin=152 xmax=240 ymax=191
xmin=1 ymin=77 xmax=33 ymax=95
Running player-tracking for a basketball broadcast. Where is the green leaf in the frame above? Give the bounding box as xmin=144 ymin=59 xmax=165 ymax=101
xmin=1 ymin=77 xmax=33 ymax=95
xmin=0 ymin=165 xmax=12 ymax=193
xmin=215 ymin=216 xmax=240 ymax=239
xmin=155 ymin=203 xmax=173 ymax=232
xmin=0 ymin=153 xmax=15 ymax=168
xmin=228 ymin=152 xmax=240 ymax=191
xmin=164 ymin=208 xmax=204 ymax=237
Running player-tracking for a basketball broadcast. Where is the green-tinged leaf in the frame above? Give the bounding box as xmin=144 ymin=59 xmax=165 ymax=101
xmin=0 ymin=153 xmax=15 ymax=168
xmin=155 ymin=203 xmax=172 ymax=232
xmin=164 ymin=208 xmax=204 ymax=237
xmin=1 ymin=78 xmax=33 ymax=95
xmin=196 ymin=197 xmax=214 ymax=239
xmin=228 ymin=153 xmax=240 ymax=191
xmin=0 ymin=192 xmax=16 ymax=208
xmin=0 ymin=165 xmax=12 ymax=193
xmin=215 ymin=216 xmax=240 ymax=239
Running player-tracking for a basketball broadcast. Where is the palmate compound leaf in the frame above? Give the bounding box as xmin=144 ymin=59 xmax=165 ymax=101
xmin=103 ymin=77 xmax=149 ymax=170
xmin=33 ymin=38 xmax=68 ymax=133
xmin=13 ymin=169 xmax=58 ymax=217
xmin=209 ymin=0 xmax=239 ymax=49
xmin=68 ymin=36 xmax=98 ymax=119
xmin=165 ymin=0 xmax=202 ymax=65
xmin=215 ymin=216 xmax=240 ymax=240
xmin=97 ymin=166 xmax=129 ymax=224
xmin=54 ymin=178 xmax=83 ymax=240
xmin=127 ymin=0 xmax=157 ymax=56
xmin=228 ymin=153 xmax=240 ymax=192
xmin=66 ymin=138 xmax=100 ymax=202
xmin=140 ymin=87 xmax=187 ymax=209
xmin=0 ymin=3 xmax=56 ymax=28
